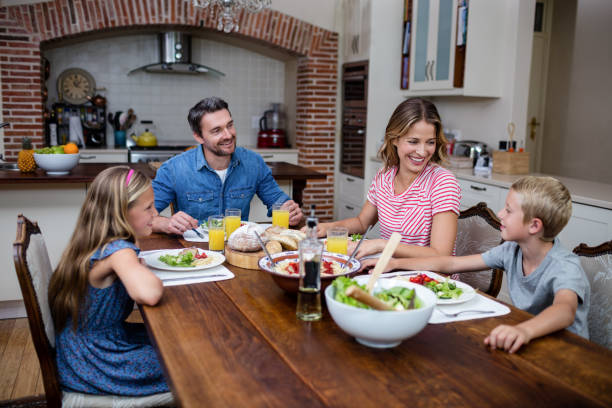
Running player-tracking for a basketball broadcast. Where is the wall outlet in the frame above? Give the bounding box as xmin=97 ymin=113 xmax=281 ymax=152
xmin=251 ymin=116 xmax=260 ymax=129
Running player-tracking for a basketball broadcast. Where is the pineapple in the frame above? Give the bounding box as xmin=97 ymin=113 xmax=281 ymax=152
xmin=18 ymin=137 xmax=36 ymax=172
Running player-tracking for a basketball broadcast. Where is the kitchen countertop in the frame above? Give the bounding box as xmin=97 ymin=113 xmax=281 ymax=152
xmin=0 ymin=161 xmax=325 ymax=185
xmin=452 ymin=168 xmax=612 ymax=210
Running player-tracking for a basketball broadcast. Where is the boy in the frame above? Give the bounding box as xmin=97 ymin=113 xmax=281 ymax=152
xmin=361 ymin=176 xmax=590 ymax=353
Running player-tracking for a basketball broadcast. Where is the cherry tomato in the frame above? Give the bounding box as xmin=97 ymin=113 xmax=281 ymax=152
xmin=288 ymin=262 xmax=299 ymax=275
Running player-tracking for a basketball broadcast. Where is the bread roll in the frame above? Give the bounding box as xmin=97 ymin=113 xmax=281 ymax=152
xmin=265 ymin=240 xmax=282 ymax=255
xmin=263 ymin=225 xmax=285 ymax=238
xmin=227 ymin=224 xmax=267 ymax=252
xmin=275 ymin=235 xmax=298 ymax=251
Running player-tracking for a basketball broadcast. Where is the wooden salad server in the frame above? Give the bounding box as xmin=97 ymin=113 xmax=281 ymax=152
xmin=366 ymin=232 xmax=402 ymax=294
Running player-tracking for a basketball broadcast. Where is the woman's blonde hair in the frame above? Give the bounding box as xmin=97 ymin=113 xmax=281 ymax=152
xmin=49 ymin=166 xmax=151 ymax=331
xmin=511 ymin=176 xmax=572 ymax=241
xmin=379 ymin=97 xmax=448 ymax=171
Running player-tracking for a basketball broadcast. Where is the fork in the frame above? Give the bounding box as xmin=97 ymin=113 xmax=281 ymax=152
xmin=191 ymin=228 xmax=204 ymax=239
xmin=436 ymin=309 xmax=495 ymax=318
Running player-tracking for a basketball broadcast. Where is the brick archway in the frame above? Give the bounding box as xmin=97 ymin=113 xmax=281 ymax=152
xmin=0 ymin=1 xmax=337 ymax=220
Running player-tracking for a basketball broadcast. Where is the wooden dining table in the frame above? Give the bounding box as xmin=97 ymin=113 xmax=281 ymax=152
xmin=138 ymin=233 xmax=612 ymax=407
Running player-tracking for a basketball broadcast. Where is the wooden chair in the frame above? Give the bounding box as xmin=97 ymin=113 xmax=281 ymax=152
xmin=573 ymin=240 xmax=612 ymax=349
xmin=13 ymin=215 xmax=174 ymax=407
xmin=455 ymin=202 xmax=505 ymax=298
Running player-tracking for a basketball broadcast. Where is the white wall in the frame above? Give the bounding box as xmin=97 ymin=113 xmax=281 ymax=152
xmin=540 ymin=0 xmax=612 ymax=184
xmin=44 ymin=34 xmax=286 ymax=147
xmin=273 ymin=0 xmax=339 ymax=32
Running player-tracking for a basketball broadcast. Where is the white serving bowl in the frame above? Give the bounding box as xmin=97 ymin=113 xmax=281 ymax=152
xmin=34 ymin=153 xmax=80 ymax=175
xmin=324 ymin=275 xmax=437 ymax=348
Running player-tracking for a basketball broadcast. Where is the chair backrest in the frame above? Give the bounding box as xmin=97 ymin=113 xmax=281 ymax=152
xmin=573 ymin=240 xmax=612 ymax=349
xmin=455 ymin=202 xmax=504 ymax=297
xmin=13 ymin=215 xmax=63 ymax=408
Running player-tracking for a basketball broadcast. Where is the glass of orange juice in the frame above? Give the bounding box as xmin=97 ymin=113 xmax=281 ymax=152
xmin=208 ymin=215 xmax=225 ymax=252
xmin=224 ymin=208 xmax=241 ymax=239
xmin=326 ymin=227 xmax=348 ymax=255
xmin=272 ymin=203 xmax=289 ymax=229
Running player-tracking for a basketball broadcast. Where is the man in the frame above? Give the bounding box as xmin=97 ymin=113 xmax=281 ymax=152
xmin=152 ymin=97 xmax=303 ymax=235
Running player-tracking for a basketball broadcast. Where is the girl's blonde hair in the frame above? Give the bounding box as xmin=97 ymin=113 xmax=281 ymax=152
xmin=511 ymin=176 xmax=572 ymax=241
xmin=379 ymin=97 xmax=448 ymax=171
xmin=49 ymin=166 xmax=151 ymax=331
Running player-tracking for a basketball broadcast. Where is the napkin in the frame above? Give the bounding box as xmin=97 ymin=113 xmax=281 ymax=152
xmin=183 ymin=227 xmax=208 ymax=242
xmin=152 ymin=264 xmax=234 ymax=287
xmin=429 ymin=294 xmax=510 ymax=324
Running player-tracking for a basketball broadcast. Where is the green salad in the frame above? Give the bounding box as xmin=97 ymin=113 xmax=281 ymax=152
xmin=349 ymin=233 xmax=362 ymax=242
xmin=332 ymin=276 xmax=422 ymax=310
xmin=158 ymin=252 xmax=196 ymax=267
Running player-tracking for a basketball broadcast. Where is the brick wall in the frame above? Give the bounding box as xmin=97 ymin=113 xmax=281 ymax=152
xmin=0 ymin=0 xmax=337 ymax=221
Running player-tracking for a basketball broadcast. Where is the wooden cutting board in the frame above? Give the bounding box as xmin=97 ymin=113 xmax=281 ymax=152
xmin=225 ymin=247 xmax=265 ymax=270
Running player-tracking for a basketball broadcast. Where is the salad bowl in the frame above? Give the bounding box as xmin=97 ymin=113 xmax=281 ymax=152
xmin=324 ymin=275 xmax=437 ymax=348
xmin=259 ymin=251 xmax=361 ymax=294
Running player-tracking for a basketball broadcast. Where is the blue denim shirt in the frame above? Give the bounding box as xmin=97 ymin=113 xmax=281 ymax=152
xmin=152 ymin=146 xmax=290 ymax=222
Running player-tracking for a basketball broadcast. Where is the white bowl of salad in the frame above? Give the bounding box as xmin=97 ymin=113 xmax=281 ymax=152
xmin=325 ymin=275 xmax=437 ymax=348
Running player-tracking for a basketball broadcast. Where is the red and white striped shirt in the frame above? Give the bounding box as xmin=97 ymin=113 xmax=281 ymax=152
xmin=367 ymin=163 xmax=461 ymax=247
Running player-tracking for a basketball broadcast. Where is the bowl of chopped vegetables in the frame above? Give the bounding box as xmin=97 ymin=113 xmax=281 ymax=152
xmin=324 ymin=275 xmax=437 ymax=348
xmin=259 ymin=251 xmax=361 ymax=294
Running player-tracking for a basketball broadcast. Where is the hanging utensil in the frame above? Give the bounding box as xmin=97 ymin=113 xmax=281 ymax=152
xmin=507 ymin=122 xmax=516 ymax=152
xmin=366 ymin=232 xmax=402 ymax=294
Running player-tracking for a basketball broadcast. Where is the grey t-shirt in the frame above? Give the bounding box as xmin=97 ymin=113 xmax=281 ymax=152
xmin=482 ymin=238 xmax=590 ymax=339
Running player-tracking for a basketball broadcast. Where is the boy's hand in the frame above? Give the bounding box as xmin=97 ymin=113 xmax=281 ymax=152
xmin=484 ymin=324 xmax=531 ymax=354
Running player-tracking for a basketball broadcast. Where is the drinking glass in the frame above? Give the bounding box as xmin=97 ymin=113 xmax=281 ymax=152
xmin=224 ymin=208 xmax=241 ymax=239
xmin=208 ymin=215 xmax=225 ymax=252
xmin=326 ymin=227 xmax=348 ymax=255
xmin=272 ymin=203 xmax=289 ymax=229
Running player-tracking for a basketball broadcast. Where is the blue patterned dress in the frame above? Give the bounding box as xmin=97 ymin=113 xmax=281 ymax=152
xmin=56 ymin=240 xmax=169 ymax=396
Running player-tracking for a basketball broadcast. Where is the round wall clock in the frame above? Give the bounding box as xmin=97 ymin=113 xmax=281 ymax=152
xmin=56 ymin=68 xmax=96 ymax=105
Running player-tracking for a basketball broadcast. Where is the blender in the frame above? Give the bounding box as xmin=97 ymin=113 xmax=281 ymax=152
xmin=257 ymin=103 xmax=287 ymax=148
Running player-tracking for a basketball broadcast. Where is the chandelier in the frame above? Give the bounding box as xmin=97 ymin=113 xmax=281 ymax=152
xmin=190 ymin=0 xmax=272 ymax=33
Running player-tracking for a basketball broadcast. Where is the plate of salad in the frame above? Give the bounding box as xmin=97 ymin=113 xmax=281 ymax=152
xmin=143 ymin=248 xmax=225 ymax=272
xmin=404 ymin=272 xmax=476 ymax=305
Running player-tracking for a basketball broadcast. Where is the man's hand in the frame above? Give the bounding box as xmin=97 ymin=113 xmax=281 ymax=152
xmin=154 ymin=211 xmax=199 ymax=235
xmin=282 ymin=200 xmax=303 ymax=226
xmin=484 ymin=324 xmax=531 ymax=354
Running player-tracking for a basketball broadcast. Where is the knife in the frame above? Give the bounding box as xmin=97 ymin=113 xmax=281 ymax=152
xmin=191 ymin=228 xmax=204 ymax=239
xmin=340 ymin=225 xmax=372 ymax=274
xmin=254 ymin=231 xmax=276 ymax=269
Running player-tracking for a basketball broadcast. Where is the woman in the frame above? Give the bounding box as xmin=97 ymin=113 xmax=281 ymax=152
xmin=318 ymin=98 xmax=460 ymax=259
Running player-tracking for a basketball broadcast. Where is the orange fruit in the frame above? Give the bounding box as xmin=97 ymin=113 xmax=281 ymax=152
xmin=64 ymin=142 xmax=79 ymax=154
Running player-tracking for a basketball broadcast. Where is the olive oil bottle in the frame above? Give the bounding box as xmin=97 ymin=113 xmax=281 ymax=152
xmin=296 ymin=205 xmax=323 ymax=321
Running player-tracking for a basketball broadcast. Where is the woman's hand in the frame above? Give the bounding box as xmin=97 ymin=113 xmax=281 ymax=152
xmin=358 ymin=257 xmax=398 ymax=273
xmin=348 ymin=238 xmax=385 ymax=259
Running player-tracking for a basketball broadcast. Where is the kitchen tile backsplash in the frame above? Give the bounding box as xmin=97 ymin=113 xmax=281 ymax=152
xmin=44 ymin=34 xmax=285 ymax=147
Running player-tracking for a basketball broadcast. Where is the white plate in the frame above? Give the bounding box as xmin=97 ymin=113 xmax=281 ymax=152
xmin=417 ymin=272 xmax=476 ymax=305
xmin=143 ymin=249 xmax=225 ymax=272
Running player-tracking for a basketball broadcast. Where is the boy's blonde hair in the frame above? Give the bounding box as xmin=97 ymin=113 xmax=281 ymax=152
xmin=511 ymin=176 xmax=572 ymax=241
xmin=49 ymin=166 xmax=151 ymax=331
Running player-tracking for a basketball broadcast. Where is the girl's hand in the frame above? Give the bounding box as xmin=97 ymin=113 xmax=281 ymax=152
xmin=358 ymin=257 xmax=397 ymax=273
xmin=484 ymin=324 xmax=531 ymax=354
xmin=348 ymin=238 xmax=385 ymax=259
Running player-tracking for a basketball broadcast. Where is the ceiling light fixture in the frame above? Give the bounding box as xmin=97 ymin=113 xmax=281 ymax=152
xmin=190 ymin=0 xmax=272 ymax=33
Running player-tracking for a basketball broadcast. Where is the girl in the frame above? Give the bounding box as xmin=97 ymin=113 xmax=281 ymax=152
xmin=317 ymin=98 xmax=461 ymax=259
xmin=49 ymin=166 xmax=168 ymax=396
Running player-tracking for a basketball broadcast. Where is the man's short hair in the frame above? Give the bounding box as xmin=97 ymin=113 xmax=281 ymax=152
xmin=188 ymin=97 xmax=230 ymax=137
xmin=511 ymin=176 xmax=572 ymax=241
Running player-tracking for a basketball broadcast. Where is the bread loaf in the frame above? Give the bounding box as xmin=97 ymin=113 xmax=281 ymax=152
xmin=227 ymin=224 xmax=267 ymax=252
xmin=265 ymin=240 xmax=282 ymax=255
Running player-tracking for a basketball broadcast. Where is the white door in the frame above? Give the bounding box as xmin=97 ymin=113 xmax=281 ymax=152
xmin=526 ymin=0 xmax=553 ymax=172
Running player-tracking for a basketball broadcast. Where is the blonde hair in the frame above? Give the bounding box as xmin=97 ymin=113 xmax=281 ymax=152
xmin=379 ymin=97 xmax=448 ymax=171
xmin=49 ymin=166 xmax=151 ymax=331
xmin=511 ymin=176 xmax=572 ymax=241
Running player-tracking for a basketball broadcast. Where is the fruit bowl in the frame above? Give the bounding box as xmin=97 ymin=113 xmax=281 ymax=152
xmin=34 ymin=153 xmax=80 ymax=175
xmin=258 ymin=251 xmax=361 ymax=294
xmin=324 ymin=275 xmax=437 ymax=348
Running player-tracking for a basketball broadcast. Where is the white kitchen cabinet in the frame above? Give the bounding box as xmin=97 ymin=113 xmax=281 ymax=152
xmin=338 ymin=173 xmax=365 ymax=205
xmin=79 ymin=149 xmax=128 ymax=163
xmin=343 ymin=0 xmax=371 ymax=62
xmin=254 ymin=150 xmax=298 ymax=165
xmin=337 ymin=198 xmax=362 ymax=220
xmin=409 ymin=0 xmax=458 ymax=91
xmin=248 ymin=181 xmax=292 ymax=223
xmin=558 ymin=203 xmax=612 ymax=250
xmin=406 ymin=0 xmax=507 ymax=96
xmin=457 ymin=178 xmax=506 ymax=212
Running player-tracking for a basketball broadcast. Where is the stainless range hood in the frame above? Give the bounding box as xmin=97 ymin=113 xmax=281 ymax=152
xmin=128 ymin=32 xmax=225 ymax=76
